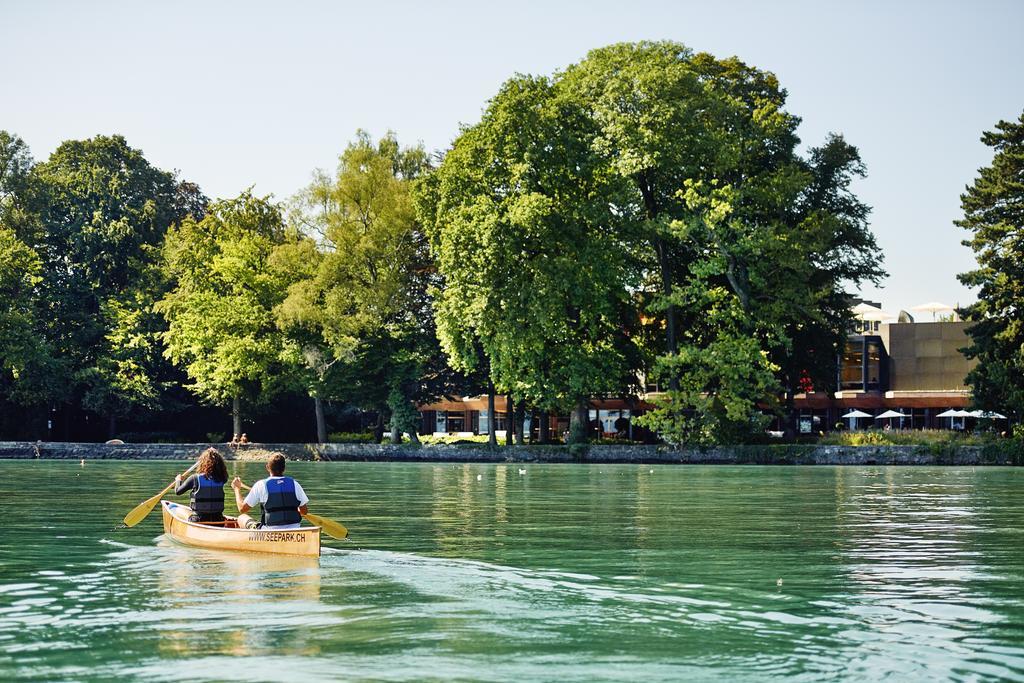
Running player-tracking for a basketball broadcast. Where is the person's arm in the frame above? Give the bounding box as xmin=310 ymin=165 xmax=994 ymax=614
xmin=294 ymin=481 xmax=309 ymax=516
xmin=231 ymin=477 xmax=251 ymax=514
xmin=173 ymin=474 xmax=196 ymax=496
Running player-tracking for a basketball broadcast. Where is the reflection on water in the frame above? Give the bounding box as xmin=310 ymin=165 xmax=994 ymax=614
xmin=150 ymin=539 xmax=322 ymax=658
xmin=0 ymin=461 xmax=1022 ymax=681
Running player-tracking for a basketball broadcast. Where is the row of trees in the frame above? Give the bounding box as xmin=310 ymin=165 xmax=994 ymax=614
xmin=0 ymin=127 xmax=452 ymax=443
xmin=1 ymin=41 xmax=890 ymax=445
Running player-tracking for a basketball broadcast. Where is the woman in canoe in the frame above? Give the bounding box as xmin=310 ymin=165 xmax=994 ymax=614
xmin=174 ymin=447 xmax=228 ymax=524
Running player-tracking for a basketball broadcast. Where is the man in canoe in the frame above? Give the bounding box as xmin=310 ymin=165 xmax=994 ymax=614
xmin=173 ymin=447 xmax=228 ymax=523
xmin=231 ymin=453 xmax=309 ymax=530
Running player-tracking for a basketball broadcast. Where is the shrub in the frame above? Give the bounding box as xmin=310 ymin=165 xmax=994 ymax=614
xmin=420 ymin=433 xmax=492 ymax=446
xmin=327 ymin=431 xmax=376 ymax=444
xmin=818 ymin=429 xmax=1001 ymax=447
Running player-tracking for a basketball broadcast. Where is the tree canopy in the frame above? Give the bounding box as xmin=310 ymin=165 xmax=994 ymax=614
xmin=158 ymin=191 xmax=296 ymax=434
xmin=285 ymin=131 xmax=446 ymax=442
xmin=958 ymin=110 xmax=1024 ymax=418
xmin=418 ymin=75 xmax=642 ymax=438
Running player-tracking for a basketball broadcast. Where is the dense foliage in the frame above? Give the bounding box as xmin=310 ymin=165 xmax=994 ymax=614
xmin=0 ymin=41 xmax=902 ymax=444
xmin=958 ymin=111 xmax=1024 ymax=419
xmin=420 ymin=41 xmax=883 ymax=445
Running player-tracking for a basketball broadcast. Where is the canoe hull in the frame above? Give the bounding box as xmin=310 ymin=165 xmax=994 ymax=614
xmin=160 ymin=500 xmax=320 ymax=557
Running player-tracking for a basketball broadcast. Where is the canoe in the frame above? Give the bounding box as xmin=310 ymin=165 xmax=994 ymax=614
xmin=160 ymin=500 xmax=321 ymax=557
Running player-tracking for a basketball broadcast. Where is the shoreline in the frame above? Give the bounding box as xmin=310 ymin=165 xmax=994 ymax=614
xmin=0 ymin=441 xmax=1018 ymax=466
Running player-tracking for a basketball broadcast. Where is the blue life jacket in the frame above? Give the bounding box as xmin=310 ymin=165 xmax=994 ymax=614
xmin=261 ymin=477 xmax=302 ymax=526
xmin=190 ymin=473 xmax=225 ymax=516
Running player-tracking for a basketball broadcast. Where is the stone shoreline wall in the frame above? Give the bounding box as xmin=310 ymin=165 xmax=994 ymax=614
xmin=0 ymin=441 xmax=1018 ymax=465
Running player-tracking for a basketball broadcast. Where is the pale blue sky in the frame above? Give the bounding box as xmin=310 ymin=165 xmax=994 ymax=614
xmin=3 ymin=0 xmax=1022 ymax=315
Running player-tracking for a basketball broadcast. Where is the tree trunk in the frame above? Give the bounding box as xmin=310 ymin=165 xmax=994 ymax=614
xmin=539 ymin=411 xmax=550 ymax=444
xmin=314 ymin=396 xmax=327 ymax=444
xmin=487 ymin=381 xmax=497 ymax=448
xmin=643 ymin=169 xmax=678 ymax=394
xmin=232 ymin=396 xmax=241 ymax=439
xmin=655 ymin=238 xmax=679 ymax=392
xmin=568 ymin=399 xmax=589 ymax=444
xmin=784 ymin=385 xmax=798 ymax=441
xmin=514 ymin=402 xmax=526 ymax=445
xmin=373 ymin=412 xmax=385 ymax=444
xmin=390 ymin=411 xmax=401 ymax=445
xmin=506 ymin=395 xmax=514 ymax=446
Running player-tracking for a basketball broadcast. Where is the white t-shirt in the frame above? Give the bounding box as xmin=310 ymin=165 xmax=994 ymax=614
xmin=244 ymin=476 xmax=309 ymax=530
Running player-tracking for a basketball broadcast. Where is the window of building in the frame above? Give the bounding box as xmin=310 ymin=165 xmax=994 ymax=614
xmin=478 ymin=410 xmax=507 ymax=434
xmin=866 ymin=340 xmax=883 ymax=390
xmin=436 ymin=410 xmax=466 ymax=433
xmin=588 ymin=409 xmax=632 ymax=435
xmin=841 ymin=342 xmax=864 ymax=390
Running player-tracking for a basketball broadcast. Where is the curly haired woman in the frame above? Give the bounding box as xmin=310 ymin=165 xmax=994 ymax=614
xmin=174 ymin=447 xmax=229 ymax=524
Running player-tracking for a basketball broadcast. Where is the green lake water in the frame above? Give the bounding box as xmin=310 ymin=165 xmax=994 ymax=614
xmin=1 ymin=461 xmax=1022 ymax=682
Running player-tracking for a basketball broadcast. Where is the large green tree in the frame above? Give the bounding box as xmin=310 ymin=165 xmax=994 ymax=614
xmin=159 ymin=191 xmax=297 ymax=436
xmin=418 ymin=75 xmax=643 ymax=444
xmin=284 ymin=132 xmax=443 ymax=443
xmin=0 ymin=227 xmax=41 ymax=388
xmin=958 ymin=111 xmax=1024 ymax=418
xmin=559 ymin=42 xmax=882 ymax=443
xmin=26 ymin=135 xmax=203 ymax=435
xmin=0 ymin=133 xmax=58 ymax=430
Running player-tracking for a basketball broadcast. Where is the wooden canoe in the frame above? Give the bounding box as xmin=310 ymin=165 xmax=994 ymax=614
xmin=161 ymin=500 xmax=321 ymax=557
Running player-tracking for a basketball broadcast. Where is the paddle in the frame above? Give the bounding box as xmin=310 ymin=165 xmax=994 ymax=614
xmin=301 ymin=512 xmax=348 ymax=540
xmin=122 ymin=461 xmax=199 ymax=528
xmin=237 ymin=481 xmax=348 ymax=540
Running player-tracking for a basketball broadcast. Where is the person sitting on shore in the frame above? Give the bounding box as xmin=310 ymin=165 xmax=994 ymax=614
xmin=174 ymin=447 xmax=228 ymax=524
xmin=239 ymin=433 xmax=249 ymax=445
xmin=231 ymin=453 xmax=308 ymax=530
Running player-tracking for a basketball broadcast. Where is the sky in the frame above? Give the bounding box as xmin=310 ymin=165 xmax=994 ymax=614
xmin=3 ymin=0 xmax=1022 ymax=316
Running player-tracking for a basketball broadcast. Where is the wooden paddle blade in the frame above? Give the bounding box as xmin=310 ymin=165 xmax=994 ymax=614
xmin=123 ymin=461 xmax=199 ymax=528
xmin=122 ymin=491 xmax=164 ymax=527
xmin=303 ymin=513 xmax=348 ymax=540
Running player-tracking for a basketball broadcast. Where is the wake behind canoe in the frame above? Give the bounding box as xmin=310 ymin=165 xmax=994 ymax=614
xmin=160 ymin=500 xmax=321 ymax=557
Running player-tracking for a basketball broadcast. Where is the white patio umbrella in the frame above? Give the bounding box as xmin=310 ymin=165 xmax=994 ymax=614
xmin=875 ymin=409 xmax=909 ymax=429
xmin=936 ymin=408 xmax=970 ymax=430
xmin=911 ymin=301 xmax=955 ymax=321
xmin=851 ymin=302 xmax=881 ymax=315
xmin=970 ymin=410 xmax=1007 ymax=419
xmin=851 ymin=303 xmax=897 ymax=331
xmin=860 ymin=307 xmax=897 ymax=322
xmin=841 ymin=409 xmax=873 ymax=430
